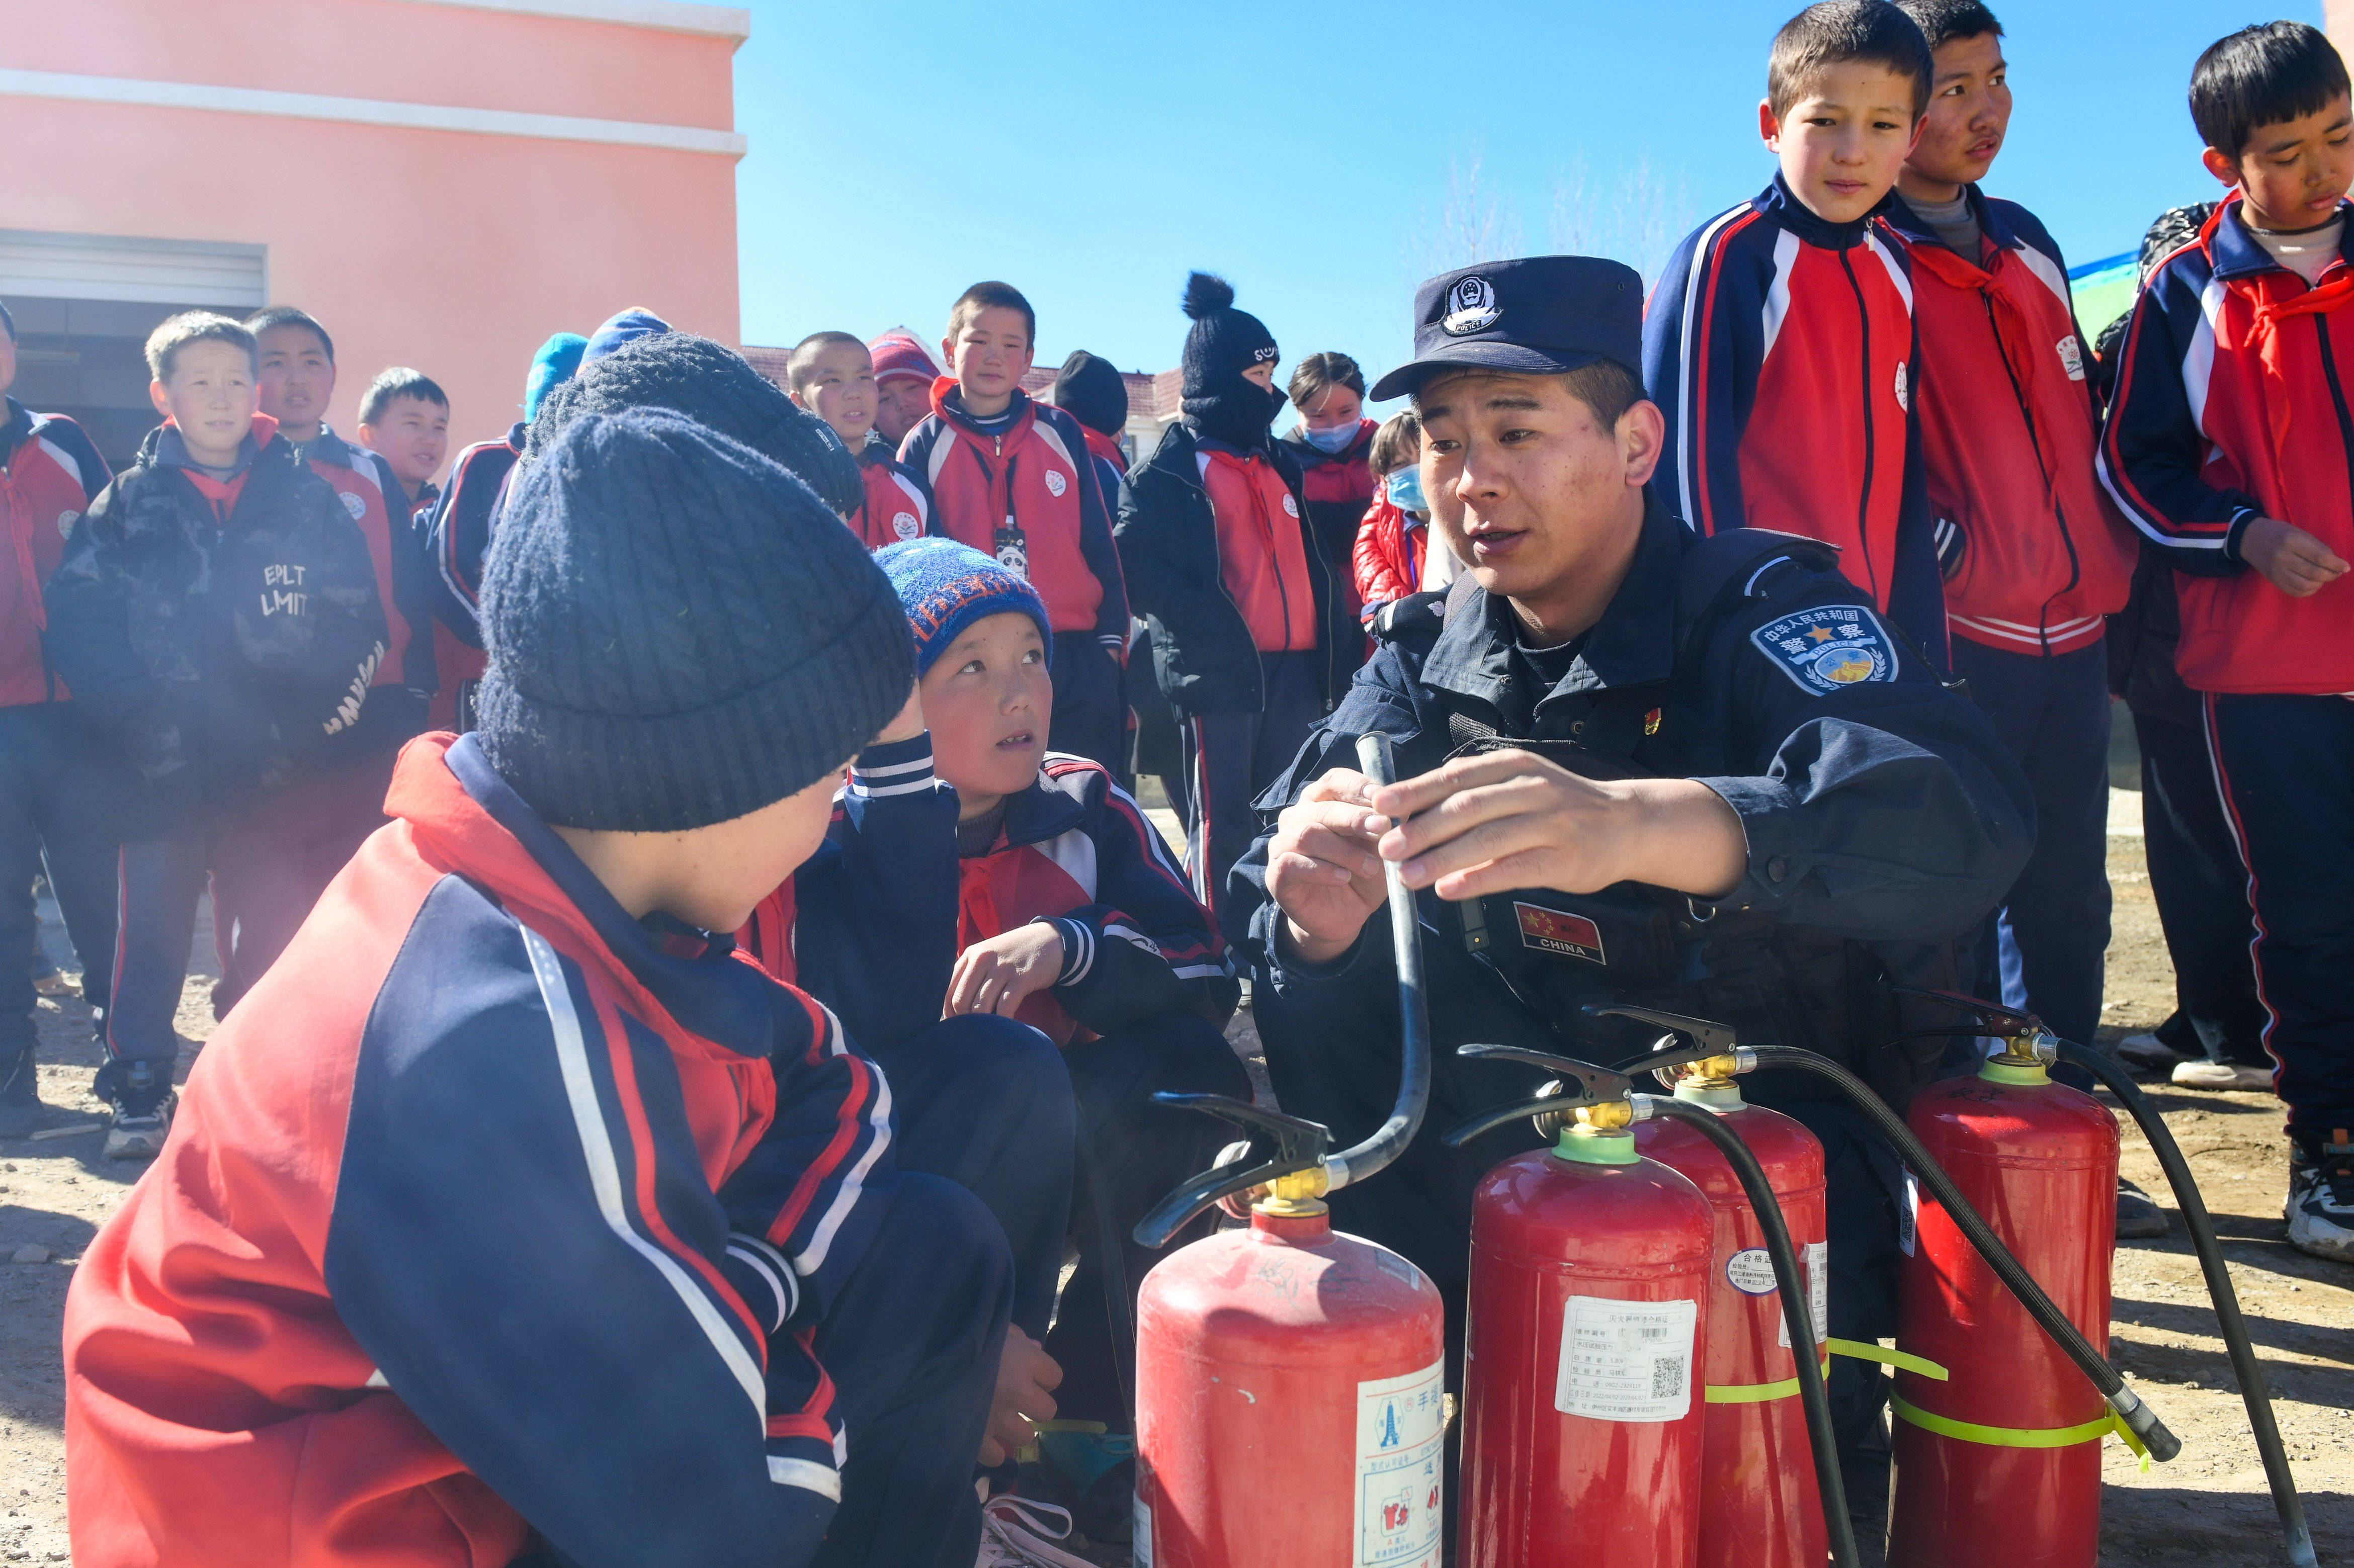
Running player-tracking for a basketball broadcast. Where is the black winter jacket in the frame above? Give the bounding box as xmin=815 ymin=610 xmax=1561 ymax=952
xmin=44 ymin=424 xmax=389 ymax=825
xmin=1115 ymin=420 xmax=1357 ymax=720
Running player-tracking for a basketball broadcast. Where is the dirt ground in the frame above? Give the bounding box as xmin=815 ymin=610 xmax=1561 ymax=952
xmin=2 ymin=767 xmax=2347 ymax=1565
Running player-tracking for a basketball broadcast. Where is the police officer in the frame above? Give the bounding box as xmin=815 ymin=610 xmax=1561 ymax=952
xmin=1227 ymin=256 xmax=2033 ymax=1540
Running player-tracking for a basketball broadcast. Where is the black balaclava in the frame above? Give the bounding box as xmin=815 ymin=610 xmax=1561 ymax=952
xmin=1179 ymin=272 xmax=1285 ymax=449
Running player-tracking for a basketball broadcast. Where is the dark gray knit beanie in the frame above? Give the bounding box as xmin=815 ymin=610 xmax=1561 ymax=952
xmin=524 ymin=331 xmax=865 ymax=519
xmin=478 ymin=407 xmax=912 ymax=831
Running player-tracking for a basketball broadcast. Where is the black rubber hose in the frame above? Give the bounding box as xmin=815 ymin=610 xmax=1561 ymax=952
xmin=1326 ymin=731 xmax=1433 ymax=1191
xmin=1642 ymin=1096 xmax=1859 ymax=1568
xmin=1746 ymin=1046 xmax=2180 ymax=1462
xmin=2057 ymin=1042 xmax=2316 ymax=1567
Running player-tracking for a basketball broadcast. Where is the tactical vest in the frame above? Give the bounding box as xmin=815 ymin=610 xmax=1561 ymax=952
xmin=1407 ymin=531 xmax=1947 ymax=1107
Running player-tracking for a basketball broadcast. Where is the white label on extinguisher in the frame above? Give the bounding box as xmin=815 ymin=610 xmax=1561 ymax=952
xmin=1132 ymin=1490 xmax=1152 ymax=1568
xmin=1555 ymin=1295 xmax=1698 ymax=1422
xmin=1778 ymin=1240 xmax=1831 ymax=1348
xmin=1900 ymin=1170 xmax=1920 ymax=1256
xmin=1353 ymin=1358 xmax=1445 ymax=1568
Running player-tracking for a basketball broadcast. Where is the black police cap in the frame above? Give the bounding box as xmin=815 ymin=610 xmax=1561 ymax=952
xmin=1370 ymin=255 xmax=1645 ymax=402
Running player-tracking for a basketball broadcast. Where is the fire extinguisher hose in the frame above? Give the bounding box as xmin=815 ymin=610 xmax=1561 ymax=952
xmin=1743 ymin=1047 xmax=2182 ymax=1464
xmin=2054 ymin=1042 xmax=2316 ymax=1568
xmin=1639 ymin=1095 xmax=1861 ymax=1568
xmin=1320 ymin=731 xmax=1434 ymax=1194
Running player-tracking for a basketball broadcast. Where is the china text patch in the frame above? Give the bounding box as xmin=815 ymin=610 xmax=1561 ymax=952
xmin=1749 ymin=606 xmax=1899 ymax=695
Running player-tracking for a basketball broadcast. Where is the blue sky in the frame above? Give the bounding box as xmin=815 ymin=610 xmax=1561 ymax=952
xmin=734 ymin=1 xmax=2315 ymax=411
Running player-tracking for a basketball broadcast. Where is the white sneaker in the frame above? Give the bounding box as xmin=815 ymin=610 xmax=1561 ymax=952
xmin=2115 ymin=1031 xmax=2181 ymax=1072
xmin=2286 ymin=1140 xmax=2354 ymax=1264
xmin=104 ymin=1090 xmax=176 ymax=1161
xmin=977 ymin=1496 xmax=1096 ymax=1567
xmin=2170 ymin=1059 xmax=2273 ymax=1091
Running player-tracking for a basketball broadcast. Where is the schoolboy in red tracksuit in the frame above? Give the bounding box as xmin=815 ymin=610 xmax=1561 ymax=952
xmin=419 ymin=331 xmax=584 ymax=731
xmin=244 ymin=308 xmax=438 ymax=976
xmin=786 ymin=331 xmax=930 ymax=550
xmin=63 ymin=408 xmax=1055 ymax=1568
xmin=1883 ymin=0 xmax=2138 ymax=1057
xmin=1644 ymin=0 xmax=1948 ymax=663
xmin=749 ymin=539 xmax=1245 ymax=1541
xmin=2099 ymin=20 xmax=2354 ymax=1262
xmin=898 ymin=282 xmax=1130 ymax=775
xmin=0 ymin=299 xmax=122 ymax=1135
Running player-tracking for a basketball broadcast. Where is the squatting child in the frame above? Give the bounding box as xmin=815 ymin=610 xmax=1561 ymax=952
xmin=61 ymin=407 xmax=1062 ymax=1568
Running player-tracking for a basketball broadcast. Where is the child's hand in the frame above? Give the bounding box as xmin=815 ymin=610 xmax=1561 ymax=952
xmin=875 ymin=681 xmax=926 ymax=746
xmin=945 ymin=923 xmax=1064 ymax=1017
xmin=2241 ymin=516 xmax=2349 ymax=597
xmin=978 ymin=1327 xmax=1062 ymax=1467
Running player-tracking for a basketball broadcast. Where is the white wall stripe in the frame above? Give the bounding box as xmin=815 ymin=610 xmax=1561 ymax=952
xmin=519 ymin=926 xmax=767 ymax=1423
xmin=0 ymin=68 xmax=744 ymax=157
xmin=395 ymin=0 xmax=750 ymax=40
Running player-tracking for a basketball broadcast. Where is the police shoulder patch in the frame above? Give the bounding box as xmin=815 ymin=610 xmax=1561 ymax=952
xmin=1748 ymin=604 xmax=1900 ymax=694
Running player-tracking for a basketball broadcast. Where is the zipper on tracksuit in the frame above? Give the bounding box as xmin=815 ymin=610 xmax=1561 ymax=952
xmin=1979 ymin=292 xmax=2081 ymax=655
xmin=1838 ymin=245 xmax=1882 ymax=606
xmin=2308 ymin=306 xmax=2354 ymax=515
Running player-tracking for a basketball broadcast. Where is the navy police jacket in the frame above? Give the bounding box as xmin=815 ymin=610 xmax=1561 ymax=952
xmin=1229 ymin=497 xmax=2032 ymax=1096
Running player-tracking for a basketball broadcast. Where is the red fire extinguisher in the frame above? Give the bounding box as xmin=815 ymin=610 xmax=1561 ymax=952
xmin=1128 ymin=733 xmax=1443 ymax=1568
xmin=1611 ymin=1007 xmax=1832 ymax=1568
xmin=1442 ymin=1038 xmax=1854 ymax=1568
xmin=1884 ymin=1007 xmax=2121 ymax=1568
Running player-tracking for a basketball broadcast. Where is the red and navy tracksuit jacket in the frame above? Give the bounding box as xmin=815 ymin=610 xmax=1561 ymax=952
xmin=1277 ymin=418 xmax=1378 ymax=627
xmin=2098 ymin=195 xmax=2354 ymax=695
xmin=737 ymin=733 xmax=961 ymax=1054
xmin=63 ymin=733 xmax=893 ymax=1568
xmin=851 ymin=445 xmax=930 ymax=551
xmin=898 ymin=383 xmax=1129 ymax=658
xmin=306 ymin=427 xmax=437 ymax=749
xmin=419 ymin=425 xmax=523 ymax=729
xmin=1645 ymin=175 xmax=1946 ymax=661
xmin=0 ymin=397 xmax=109 ymax=708
xmin=738 ymin=736 xmax=1237 ymax=1047
xmin=1884 ymin=189 xmax=2136 ymax=657
xmin=955 ymin=751 xmax=1239 ymax=1045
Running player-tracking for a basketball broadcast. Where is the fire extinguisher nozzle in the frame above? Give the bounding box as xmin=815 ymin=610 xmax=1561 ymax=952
xmin=2108 ymin=1389 xmax=2181 ymax=1463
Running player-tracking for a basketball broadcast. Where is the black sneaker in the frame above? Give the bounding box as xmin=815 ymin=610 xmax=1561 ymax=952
xmin=105 ymin=1060 xmax=177 ymax=1162
xmin=0 ymin=1047 xmax=74 ymax=1138
xmin=2287 ymin=1135 xmax=2354 ymax=1264
xmin=2116 ymin=1177 xmax=2170 ymax=1240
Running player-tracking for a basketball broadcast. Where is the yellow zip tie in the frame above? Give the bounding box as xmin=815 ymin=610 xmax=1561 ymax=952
xmin=1890 ymin=1393 xmax=2152 ymax=1474
xmin=1826 ymin=1338 xmax=1950 ymax=1380
xmin=1704 ymin=1341 xmax=1950 ymax=1404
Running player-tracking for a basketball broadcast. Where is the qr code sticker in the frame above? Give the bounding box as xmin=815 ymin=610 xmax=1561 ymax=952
xmin=1652 ymin=1356 xmax=1686 ymax=1399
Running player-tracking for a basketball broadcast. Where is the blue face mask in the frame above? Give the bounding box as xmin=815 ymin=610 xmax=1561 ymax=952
xmin=1385 ymin=466 xmax=1427 ymax=513
xmin=1301 ymin=420 xmax=1359 ymax=454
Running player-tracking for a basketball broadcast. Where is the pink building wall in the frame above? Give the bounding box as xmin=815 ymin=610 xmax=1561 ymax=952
xmin=1 ymin=0 xmax=744 ymax=456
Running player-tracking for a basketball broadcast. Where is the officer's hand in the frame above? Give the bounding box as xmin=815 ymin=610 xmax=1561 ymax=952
xmin=2241 ymin=516 xmax=2348 ymax=598
xmin=1370 ymin=750 xmax=1747 ymax=903
xmin=1266 ymin=768 xmax=1389 ymax=968
xmin=946 ymin=923 xmax=1064 ymax=1018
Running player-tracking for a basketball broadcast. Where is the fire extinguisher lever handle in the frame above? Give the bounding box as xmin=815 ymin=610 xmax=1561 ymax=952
xmin=1890 ymin=985 xmax=2043 ymax=1035
xmin=1132 ymin=1093 xmax=1334 ymax=1249
xmin=1455 ymin=1041 xmax=1636 ymax=1102
xmin=1583 ymin=1003 xmax=1742 ymax=1059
